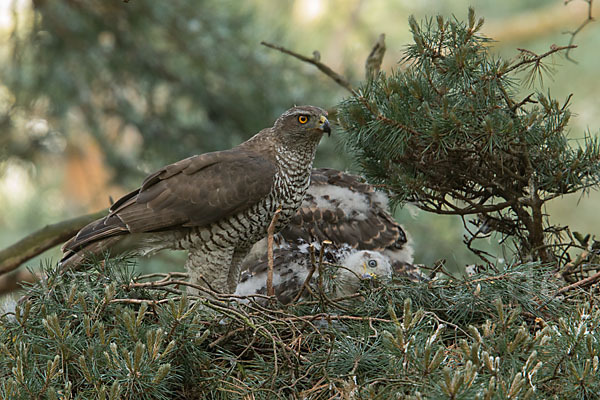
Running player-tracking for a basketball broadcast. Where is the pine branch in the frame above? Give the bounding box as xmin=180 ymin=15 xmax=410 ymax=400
xmin=337 ymin=10 xmax=600 ymax=264
xmin=503 ymin=44 xmax=576 ymax=76
xmin=4 ymin=251 xmax=599 ymax=398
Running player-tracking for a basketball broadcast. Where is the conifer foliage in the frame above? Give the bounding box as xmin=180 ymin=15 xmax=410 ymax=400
xmin=1 ymin=258 xmax=600 ymax=399
xmin=337 ymin=9 xmax=600 ymax=263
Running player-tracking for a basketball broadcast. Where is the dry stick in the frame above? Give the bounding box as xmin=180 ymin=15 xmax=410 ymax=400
xmin=311 ymin=244 xmax=328 ymax=313
xmin=111 ymin=298 xmax=172 ymax=305
xmin=0 ymin=208 xmax=108 ymax=276
xmin=555 ymin=270 xmax=600 ymax=295
xmin=365 ymin=33 xmax=386 ymax=80
xmin=283 ymin=313 xmax=392 ymax=324
xmin=260 ymin=41 xmax=355 ymax=94
xmin=292 ymin=240 xmax=331 ymax=303
xmin=129 ymin=275 xmax=274 ymax=303
xmin=266 ymin=207 xmax=282 ymax=297
xmin=292 ymin=260 xmax=317 ymax=303
xmin=564 ymin=0 xmax=595 ymax=62
xmin=137 ymin=271 xmax=189 ymax=281
xmin=208 ymin=327 xmax=246 ymax=348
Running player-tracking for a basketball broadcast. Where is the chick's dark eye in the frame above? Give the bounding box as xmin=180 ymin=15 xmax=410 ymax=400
xmin=368 ymin=260 xmax=378 ymax=268
xmin=298 ymin=115 xmax=309 ymax=124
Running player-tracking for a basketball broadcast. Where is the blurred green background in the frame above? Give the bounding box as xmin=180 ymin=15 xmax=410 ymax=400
xmin=0 ymin=0 xmax=598 ymax=275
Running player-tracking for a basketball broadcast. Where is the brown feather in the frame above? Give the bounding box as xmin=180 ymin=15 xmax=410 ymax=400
xmin=62 ymin=146 xmax=276 ymax=258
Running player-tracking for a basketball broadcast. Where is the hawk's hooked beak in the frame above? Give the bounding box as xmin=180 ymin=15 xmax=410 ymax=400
xmin=319 ymin=115 xmax=331 ymax=136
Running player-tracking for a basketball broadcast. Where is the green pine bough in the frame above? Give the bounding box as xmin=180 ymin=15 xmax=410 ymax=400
xmin=2 ymin=256 xmax=600 ymax=398
xmin=337 ymin=8 xmax=600 ymax=264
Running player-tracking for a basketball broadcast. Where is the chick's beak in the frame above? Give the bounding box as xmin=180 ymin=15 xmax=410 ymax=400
xmin=319 ymin=115 xmax=331 ymax=136
xmin=361 ymin=262 xmax=376 ymax=279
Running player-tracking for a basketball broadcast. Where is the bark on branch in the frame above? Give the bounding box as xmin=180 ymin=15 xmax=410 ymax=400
xmin=0 ymin=209 xmax=107 ymax=276
xmin=564 ymin=0 xmax=595 ymax=62
xmin=261 ymin=41 xmax=355 ymax=94
xmin=266 ymin=207 xmax=282 ymax=297
xmin=0 ymin=269 xmax=38 ymax=295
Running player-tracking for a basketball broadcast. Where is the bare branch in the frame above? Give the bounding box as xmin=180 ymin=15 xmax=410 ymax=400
xmin=556 ymin=269 xmax=600 ymax=294
xmin=0 ymin=209 xmax=108 ymax=276
xmin=365 ymin=33 xmax=386 ymax=80
xmin=261 ymin=41 xmax=355 ymax=94
xmin=266 ymin=207 xmax=282 ymax=297
xmin=564 ymin=0 xmax=595 ymax=62
xmin=0 ymin=269 xmax=38 ymax=295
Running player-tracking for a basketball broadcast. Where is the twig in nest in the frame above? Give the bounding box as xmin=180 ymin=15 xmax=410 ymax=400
xmin=261 ymin=41 xmax=355 ymax=94
xmin=137 ymin=271 xmax=189 ymax=281
xmin=298 ymin=292 xmax=363 ymax=306
xmin=421 ymin=259 xmax=450 ymax=280
xmin=293 ymin=255 xmax=316 ymax=303
xmin=267 ymin=207 xmax=282 ymax=297
xmin=560 ymin=249 xmax=590 ymax=281
xmin=555 ymin=269 xmax=600 ymax=295
xmin=111 ymin=298 xmax=171 ymax=305
xmin=293 ymin=240 xmax=331 ymax=302
xmin=311 ymin=244 xmax=329 ymax=313
xmin=208 ymin=327 xmax=246 ymax=348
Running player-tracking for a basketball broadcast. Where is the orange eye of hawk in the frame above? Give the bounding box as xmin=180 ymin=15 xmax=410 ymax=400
xmin=298 ymin=115 xmax=309 ymax=124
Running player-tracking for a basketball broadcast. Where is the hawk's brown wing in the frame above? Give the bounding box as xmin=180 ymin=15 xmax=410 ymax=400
xmin=62 ymin=148 xmax=276 ymax=253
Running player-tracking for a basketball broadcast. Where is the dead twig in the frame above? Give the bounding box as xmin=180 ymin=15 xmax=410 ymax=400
xmin=292 ymin=240 xmax=331 ymax=303
xmin=208 ymin=327 xmax=246 ymax=348
xmin=564 ymin=0 xmax=595 ymax=62
xmin=261 ymin=41 xmax=355 ymax=94
xmin=266 ymin=207 xmax=282 ymax=297
xmin=110 ymin=298 xmax=172 ymax=305
xmin=365 ymin=33 xmax=386 ymax=80
xmin=555 ymin=269 xmax=600 ymax=295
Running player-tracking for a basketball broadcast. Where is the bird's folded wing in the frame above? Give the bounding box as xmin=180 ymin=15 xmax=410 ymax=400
xmin=64 ymin=149 xmax=276 ymax=251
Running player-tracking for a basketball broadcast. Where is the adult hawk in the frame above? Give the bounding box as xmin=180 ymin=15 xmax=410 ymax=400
xmin=243 ymin=168 xmax=423 ymax=281
xmin=61 ymin=105 xmax=331 ymax=294
xmin=235 ymin=247 xmax=392 ymax=304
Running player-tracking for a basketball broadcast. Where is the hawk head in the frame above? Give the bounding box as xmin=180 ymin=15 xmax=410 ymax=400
xmin=274 ymin=105 xmax=331 ymax=144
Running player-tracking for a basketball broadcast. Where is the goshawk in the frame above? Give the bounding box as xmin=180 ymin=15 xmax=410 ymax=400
xmin=61 ymin=105 xmax=331 ymax=294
